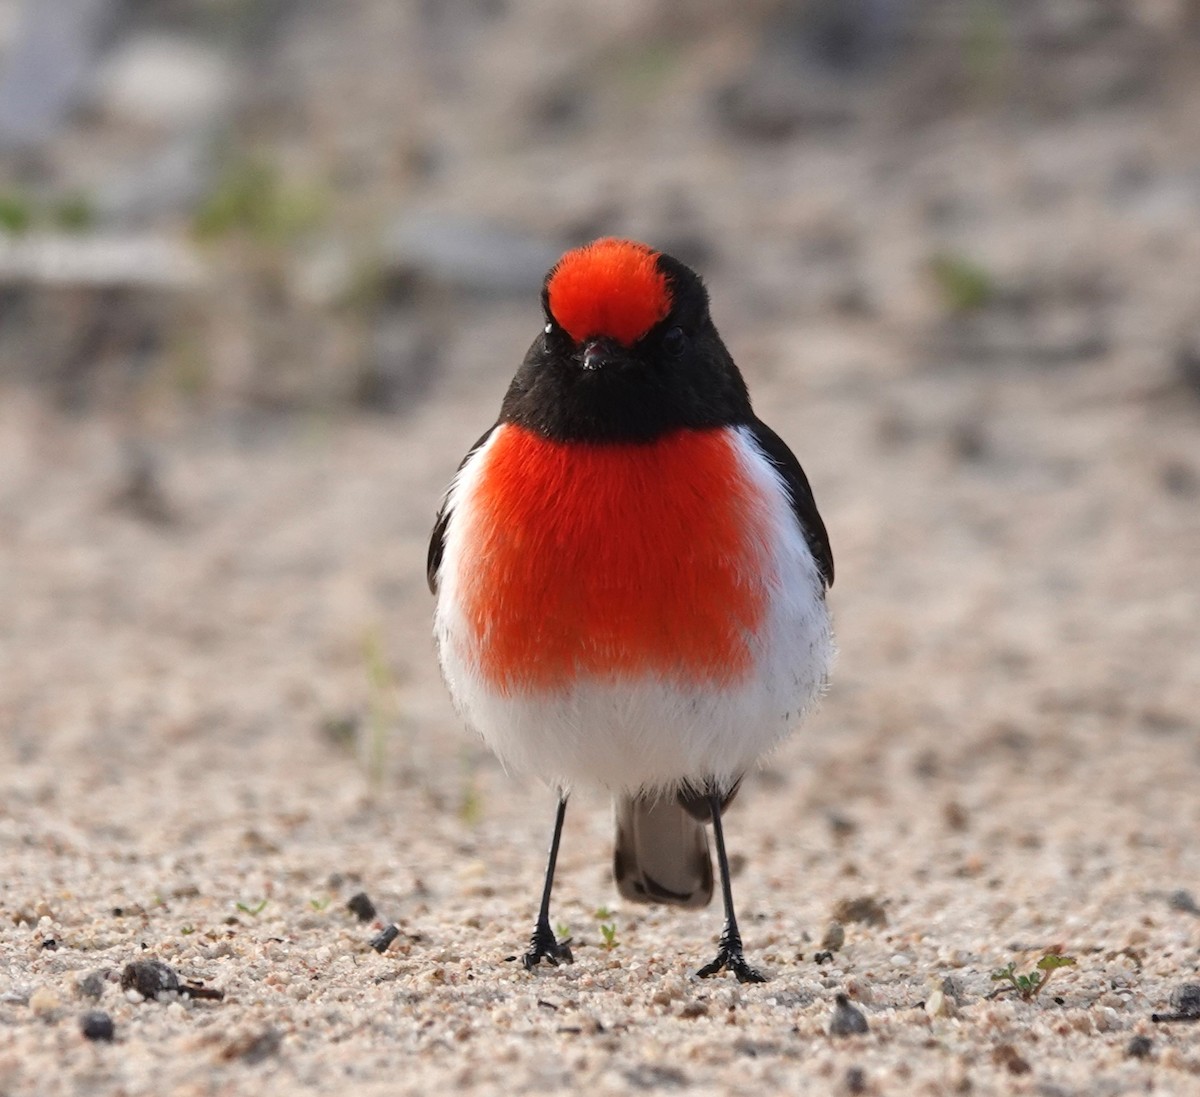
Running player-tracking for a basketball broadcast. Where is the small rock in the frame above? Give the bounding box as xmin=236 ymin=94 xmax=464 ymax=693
xmin=120 ymin=960 xmax=180 ymax=1000
xmin=78 ymin=969 xmax=113 ymax=1000
xmin=29 ymin=985 xmax=61 ymax=1017
xmin=346 ymin=892 xmax=377 ymax=923
xmin=80 ymin=1010 xmax=115 ymax=1042
xmin=1167 ymin=890 xmax=1200 ymax=915
xmin=844 ymin=1065 xmax=867 ymax=1094
xmin=829 ymin=993 xmax=869 ymax=1036
xmin=820 ymin=921 xmax=845 ymax=953
xmin=1169 ymin=983 xmax=1200 ymax=1017
xmin=370 ymin=924 xmax=400 ymax=953
xmin=925 ymin=988 xmax=956 ymax=1019
xmin=832 ymin=896 xmax=887 ymax=928
xmin=940 ymin=975 xmax=965 ymax=1004
xmin=1126 ymin=1035 xmax=1152 ymax=1059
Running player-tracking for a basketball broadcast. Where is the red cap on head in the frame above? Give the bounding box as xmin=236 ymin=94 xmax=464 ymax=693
xmin=546 ymin=238 xmax=672 ymax=347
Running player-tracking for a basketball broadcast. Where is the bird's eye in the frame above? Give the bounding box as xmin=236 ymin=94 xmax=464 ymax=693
xmin=662 ymin=326 xmax=686 ymax=357
xmin=544 ymin=322 xmax=554 ymax=335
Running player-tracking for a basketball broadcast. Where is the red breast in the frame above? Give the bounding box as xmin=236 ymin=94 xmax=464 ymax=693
xmin=457 ymin=424 xmax=771 ymax=696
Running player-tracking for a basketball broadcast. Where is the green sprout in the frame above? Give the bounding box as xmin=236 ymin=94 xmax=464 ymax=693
xmin=929 ymin=252 xmax=995 ymax=314
xmin=235 ymin=899 xmax=269 ymax=917
xmin=593 ymin=908 xmax=619 ymax=951
xmin=990 ymin=954 xmax=1077 ymax=1000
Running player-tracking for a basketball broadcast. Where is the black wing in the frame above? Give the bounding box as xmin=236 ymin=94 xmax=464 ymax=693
xmin=427 ymin=426 xmax=497 ymax=595
xmin=745 ymin=418 xmax=834 ymax=589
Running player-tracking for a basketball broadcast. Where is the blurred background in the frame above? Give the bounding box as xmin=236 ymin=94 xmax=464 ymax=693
xmin=4 ymin=0 xmax=1200 ymax=416
xmin=2 ymin=0 xmax=1199 ymax=947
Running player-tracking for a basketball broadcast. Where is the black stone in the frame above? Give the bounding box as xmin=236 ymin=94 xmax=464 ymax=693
xmin=81 ymin=1010 xmax=114 ymax=1042
xmin=347 ymin=892 xmax=377 ymax=923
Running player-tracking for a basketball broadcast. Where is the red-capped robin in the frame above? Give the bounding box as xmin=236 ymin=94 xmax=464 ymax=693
xmin=428 ymin=238 xmax=834 ymax=981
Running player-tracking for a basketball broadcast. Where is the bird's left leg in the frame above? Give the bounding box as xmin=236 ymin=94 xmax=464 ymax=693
xmin=695 ymin=791 xmax=766 ymax=984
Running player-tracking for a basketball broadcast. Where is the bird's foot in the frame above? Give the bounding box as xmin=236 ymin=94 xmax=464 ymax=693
xmin=696 ymin=931 xmax=766 ymax=983
xmin=521 ymin=922 xmax=574 ymax=970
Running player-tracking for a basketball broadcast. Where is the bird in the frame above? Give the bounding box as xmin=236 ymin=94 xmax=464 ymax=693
xmin=427 ymin=237 xmax=834 ymax=982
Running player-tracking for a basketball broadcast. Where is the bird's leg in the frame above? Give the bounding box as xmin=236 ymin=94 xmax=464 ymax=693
xmin=522 ymin=793 xmax=574 ymax=970
xmin=696 ymin=791 xmax=766 ymax=983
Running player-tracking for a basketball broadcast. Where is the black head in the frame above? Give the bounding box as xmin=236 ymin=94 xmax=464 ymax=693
xmin=499 ymin=238 xmax=752 ymax=443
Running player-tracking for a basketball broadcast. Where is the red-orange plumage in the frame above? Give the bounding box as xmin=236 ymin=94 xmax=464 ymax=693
xmin=546 ymin=238 xmax=672 ymax=346
xmin=459 ymin=425 xmax=769 ymax=694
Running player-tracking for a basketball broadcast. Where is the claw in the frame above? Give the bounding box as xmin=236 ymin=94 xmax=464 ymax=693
xmin=695 ymin=929 xmax=766 ymax=983
xmin=522 ymin=924 xmax=574 ymax=970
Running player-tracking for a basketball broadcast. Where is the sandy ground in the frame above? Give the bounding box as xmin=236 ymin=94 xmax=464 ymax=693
xmin=3 ymin=264 xmax=1200 ymax=1095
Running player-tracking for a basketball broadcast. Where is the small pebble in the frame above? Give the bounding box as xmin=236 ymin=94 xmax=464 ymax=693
xmin=820 ymin=922 xmax=845 ymax=953
xmin=121 ymin=960 xmax=180 ymax=1000
xmin=347 ymin=892 xmax=377 ymax=923
xmin=78 ymin=970 xmax=110 ymax=1000
xmin=370 ymin=924 xmax=400 ymax=953
xmin=81 ymin=1010 xmax=115 ymax=1042
xmin=1169 ymin=983 xmax=1200 ymax=1016
xmin=29 ymin=986 xmax=61 ymax=1017
xmin=1167 ymin=889 xmax=1199 ymax=915
xmin=939 ymin=975 xmax=965 ymax=1004
xmin=829 ymin=994 xmax=869 ymax=1036
xmin=1126 ymin=1035 xmax=1152 ymax=1059
xmin=925 ymin=989 xmax=955 ymax=1019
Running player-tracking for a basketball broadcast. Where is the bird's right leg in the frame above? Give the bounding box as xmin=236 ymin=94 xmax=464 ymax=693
xmin=522 ymin=793 xmax=574 ymax=969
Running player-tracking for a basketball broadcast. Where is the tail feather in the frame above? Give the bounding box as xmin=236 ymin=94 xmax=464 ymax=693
xmin=613 ymin=794 xmax=713 ymax=909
